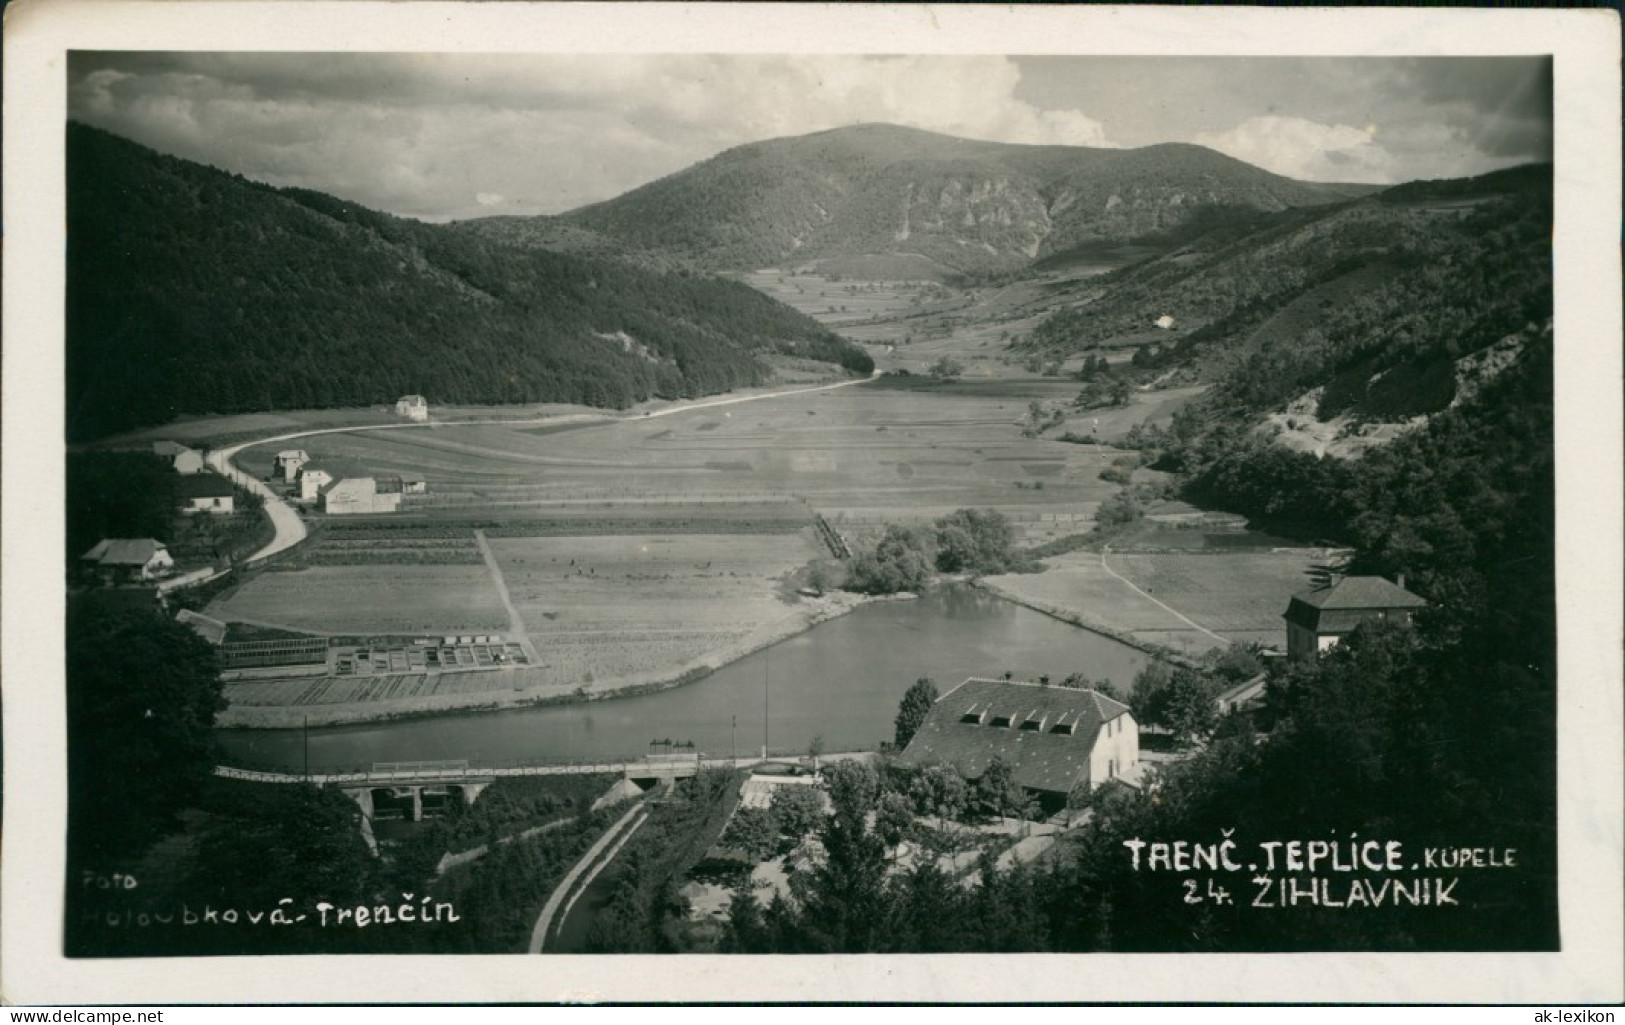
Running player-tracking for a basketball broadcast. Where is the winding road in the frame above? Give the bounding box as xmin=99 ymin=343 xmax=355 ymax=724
xmin=209 ymin=371 xmax=881 ymax=565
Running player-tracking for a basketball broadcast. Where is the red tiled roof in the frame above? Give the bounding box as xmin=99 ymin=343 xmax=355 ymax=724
xmin=898 ymin=678 xmax=1132 ymax=795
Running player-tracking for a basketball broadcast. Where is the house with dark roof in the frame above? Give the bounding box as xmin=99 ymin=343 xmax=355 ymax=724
xmin=1283 ymin=575 xmax=1426 ymax=659
xmin=898 ymin=678 xmax=1140 ymax=810
xmin=81 ymin=538 xmax=175 ymax=585
xmin=175 ymin=473 xmax=236 ymax=514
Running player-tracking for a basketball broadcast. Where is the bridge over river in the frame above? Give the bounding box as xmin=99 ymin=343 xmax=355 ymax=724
xmin=216 ymin=752 xmax=871 ymax=821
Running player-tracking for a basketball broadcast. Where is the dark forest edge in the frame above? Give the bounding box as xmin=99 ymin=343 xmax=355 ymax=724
xmin=66 ymin=123 xmax=872 ymax=442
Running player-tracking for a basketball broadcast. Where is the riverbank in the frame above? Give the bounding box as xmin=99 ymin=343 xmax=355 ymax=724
xmin=217 ymin=588 xmax=916 ymax=728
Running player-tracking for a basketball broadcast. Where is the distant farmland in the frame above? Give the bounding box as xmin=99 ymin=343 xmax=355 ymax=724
xmin=208 ymin=565 xmax=510 ymax=636
xmin=234 ymin=382 xmax=1152 ymax=544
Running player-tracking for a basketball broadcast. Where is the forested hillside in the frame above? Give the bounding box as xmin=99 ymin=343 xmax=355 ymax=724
xmin=1029 ymin=164 xmax=1551 ymax=423
xmin=534 ymin=123 xmax=1373 ymax=278
xmin=66 ymin=124 xmax=870 ymax=441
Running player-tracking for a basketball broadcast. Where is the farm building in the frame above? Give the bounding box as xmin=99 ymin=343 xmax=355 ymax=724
xmin=152 ymin=440 xmax=204 ymax=474
xmin=899 ymin=678 xmax=1139 ymax=811
xmin=321 ymin=477 xmax=402 ymax=515
xmin=296 ymin=466 xmax=333 ymax=502
xmin=275 ymin=450 xmax=310 ymax=481
xmin=377 ymin=472 xmax=428 ymax=496
xmin=175 ymin=473 xmax=236 ymax=514
xmin=395 ymin=395 xmax=429 ymax=422
xmin=1154 ymin=315 xmax=1176 ymax=330
xmin=1283 ymin=575 xmax=1426 ymax=659
xmin=81 ymin=538 xmax=175 ymax=585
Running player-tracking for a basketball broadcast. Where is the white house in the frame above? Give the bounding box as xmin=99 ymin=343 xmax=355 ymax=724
xmin=275 ymin=450 xmax=310 ymax=481
xmin=1154 ymin=315 xmax=1177 ymax=330
xmin=297 ymin=467 xmax=333 ymax=502
xmin=81 ymin=538 xmax=175 ymax=585
xmin=395 ymin=395 xmax=429 ymax=422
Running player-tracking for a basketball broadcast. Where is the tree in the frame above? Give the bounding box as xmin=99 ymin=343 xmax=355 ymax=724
xmin=934 ymin=508 xmax=1021 ymax=575
xmin=972 ymin=755 xmax=1032 ymax=821
xmin=1131 ymin=662 xmax=1220 ymax=746
xmin=907 ymin=761 xmax=969 ymax=821
xmin=795 ymin=762 xmax=889 ymax=952
xmin=874 ymin=791 xmax=915 ymax=849
xmin=66 ymin=594 xmax=226 ymax=867
xmin=190 ymin=782 xmax=374 ymax=913
xmin=926 ymin=356 xmax=965 ymax=381
xmin=770 ymin=783 xmax=826 ymax=841
xmin=847 ymin=524 xmax=934 ymax=595
xmin=721 ymin=885 xmax=769 ymax=953
xmin=893 ymin=677 xmax=939 ymax=749
xmin=819 ymin=759 xmax=881 ymax=825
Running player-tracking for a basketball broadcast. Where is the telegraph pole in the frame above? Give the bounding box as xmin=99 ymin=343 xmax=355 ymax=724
xmin=762 ymin=652 xmax=770 ymax=759
xmin=303 ymin=715 xmax=310 ymax=782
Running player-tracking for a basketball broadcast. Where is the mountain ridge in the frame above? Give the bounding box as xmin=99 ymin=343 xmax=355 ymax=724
xmin=476 ymin=123 xmax=1382 ymax=278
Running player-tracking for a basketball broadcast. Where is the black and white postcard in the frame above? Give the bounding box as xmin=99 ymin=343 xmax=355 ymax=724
xmin=3 ymin=1 xmax=1620 ymax=1006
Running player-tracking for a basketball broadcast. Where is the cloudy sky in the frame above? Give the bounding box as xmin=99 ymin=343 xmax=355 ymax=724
xmin=68 ymin=53 xmax=1552 ymax=222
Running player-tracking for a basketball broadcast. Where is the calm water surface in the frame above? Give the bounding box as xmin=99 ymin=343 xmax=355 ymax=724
xmin=215 ymin=585 xmax=1147 ymax=771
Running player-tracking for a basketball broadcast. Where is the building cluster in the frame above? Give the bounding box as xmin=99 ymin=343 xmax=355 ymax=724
xmin=273 ymin=448 xmax=426 ymax=515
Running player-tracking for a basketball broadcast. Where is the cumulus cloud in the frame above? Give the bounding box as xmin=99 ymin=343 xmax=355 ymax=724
xmin=67 ymin=53 xmax=1114 ymax=219
xmin=1195 ymin=115 xmax=1399 ymax=183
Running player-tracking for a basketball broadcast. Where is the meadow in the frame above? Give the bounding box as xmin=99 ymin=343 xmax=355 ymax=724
xmin=982 ymin=548 xmax=1327 ymax=657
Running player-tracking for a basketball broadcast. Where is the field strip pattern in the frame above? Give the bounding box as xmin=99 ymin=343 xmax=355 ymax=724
xmin=212 ymin=374 xmax=879 ymax=565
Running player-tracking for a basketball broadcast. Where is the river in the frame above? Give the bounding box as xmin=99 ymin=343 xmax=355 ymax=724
xmin=215 ymin=585 xmax=1148 ymax=772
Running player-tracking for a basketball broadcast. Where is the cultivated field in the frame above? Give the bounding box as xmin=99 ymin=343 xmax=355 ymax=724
xmin=490 ymin=531 xmax=825 ymax=688
xmin=207 ymin=565 xmax=510 ymax=635
xmin=233 ymin=380 xmax=1193 ymax=544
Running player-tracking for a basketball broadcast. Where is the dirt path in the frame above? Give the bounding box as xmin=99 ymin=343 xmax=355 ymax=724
xmin=1100 ymin=545 xmax=1228 ymax=646
xmin=474 ymin=528 xmax=539 ymax=665
xmin=528 ymin=800 xmax=649 ymax=954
